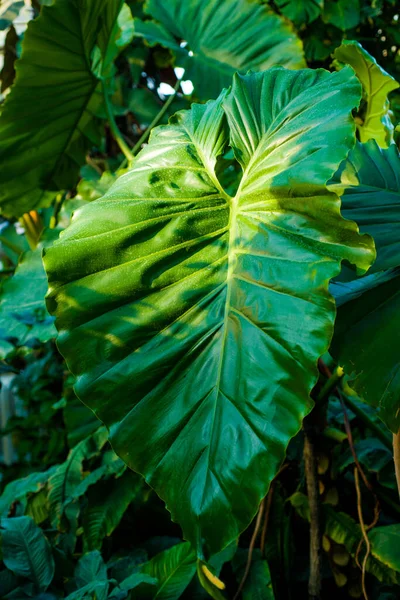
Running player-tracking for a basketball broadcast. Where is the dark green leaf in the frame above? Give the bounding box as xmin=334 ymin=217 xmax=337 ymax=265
xmin=48 ymin=428 xmax=108 ymax=527
xmin=322 ymin=0 xmax=360 ymax=31
xmin=67 ymin=551 xmax=108 ymax=600
xmin=142 ymin=542 xmax=196 ymax=599
xmin=233 ymin=549 xmax=275 ymax=600
xmin=329 ymin=140 xmax=400 ymax=272
xmin=0 ymin=248 xmax=56 ymax=353
xmin=275 ymin=0 xmax=323 ymax=27
xmin=135 ymin=0 xmax=306 ymax=99
xmin=44 ymin=67 xmax=374 ymax=559
xmin=83 ymin=470 xmax=142 ymax=551
xmin=0 ymin=0 xmax=131 ymax=217
xmin=0 ymin=467 xmax=56 ymax=517
xmin=109 ymin=572 xmax=158 ymax=599
xmin=325 ymin=508 xmax=400 ymax=584
xmin=0 ymin=516 xmax=55 ymax=592
xmin=332 ymin=270 xmax=400 ymax=432
xmin=333 ymin=41 xmax=399 ymax=147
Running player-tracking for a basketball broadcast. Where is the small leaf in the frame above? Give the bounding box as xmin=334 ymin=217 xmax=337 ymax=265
xmin=0 ymin=248 xmax=56 ymax=352
xmin=83 ymin=471 xmax=143 ymax=551
xmin=196 ymin=560 xmax=226 ymax=600
xmin=333 ymin=41 xmax=399 ymax=147
xmin=48 ymin=428 xmax=108 ymax=527
xmin=108 ymin=572 xmax=158 ymax=599
xmin=141 ymin=542 xmax=196 ymax=599
xmin=0 ymin=467 xmax=57 ymax=517
xmin=233 ymin=549 xmax=275 ymax=600
xmin=0 ymin=516 xmax=55 ymax=592
xmin=275 ymin=0 xmax=323 ymax=27
xmin=322 ymin=0 xmax=360 ymax=31
xmin=66 ymin=551 xmax=109 ymax=600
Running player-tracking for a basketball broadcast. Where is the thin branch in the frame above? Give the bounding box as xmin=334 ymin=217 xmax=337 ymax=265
xmin=393 ymin=430 xmax=400 ymax=498
xmin=260 ymin=481 xmax=275 ymax=556
xmin=304 ymin=432 xmax=322 ymax=599
xmin=233 ymin=499 xmax=265 ymax=600
xmin=354 ymin=467 xmax=370 ymax=600
xmin=131 ymin=76 xmax=182 ymax=156
xmin=340 ymin=394 xmax=372 ymax=492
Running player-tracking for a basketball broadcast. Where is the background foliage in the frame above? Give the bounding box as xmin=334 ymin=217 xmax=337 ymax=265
xmin=0 ymin=0 xmax=400 ymax=599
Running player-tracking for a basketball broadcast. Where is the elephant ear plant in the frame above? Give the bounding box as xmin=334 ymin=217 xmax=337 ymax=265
xmin=43 ymin=66 xmax=375 ymax=563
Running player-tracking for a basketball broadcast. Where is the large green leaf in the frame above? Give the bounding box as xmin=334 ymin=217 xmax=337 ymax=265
xmin=333 ymin=41 xmax=399 ymax=147
xmin=0 ymin=248 xmax=56 ymax=353
xmin=142 ymin=542 xmax=196 ymax=599
xmin=0 ymin=0 xmax=133 ymax=218
xmin=44 ymin=67 xmax=374 ymax=558
xmin=331 ymin=270 xmax=400 ymax=433
xmin=329 ymin=140 xmax=400 ymax=272
xmin=134 ymin=0 xmax=306 ymax=99
xmin=0 ymin=516 xmax=55 ymax=592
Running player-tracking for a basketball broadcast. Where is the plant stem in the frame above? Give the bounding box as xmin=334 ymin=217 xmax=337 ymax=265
xmin=131 ymin=76 xmax=182 ymax=156
xmin=303 ymin=432 xmax=322 ymax=600
xmin=343 ymin=395 xmax=392 ymax=451
xmin=102 ymin=80 xmax=134 ymax=164
xmin=316 ymin=366 xmax=344 ymax=403
xmin=354 ymin=467 xmax=370 ymax=600
xmin=19 ymin=211 xmax=43 ymax=249
xmin=233 ymin=499 xmax=265 ymax=600
xmin=393 ymin=430 xmax=400 ymax=498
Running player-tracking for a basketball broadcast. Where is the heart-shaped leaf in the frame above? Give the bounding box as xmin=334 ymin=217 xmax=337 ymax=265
xmin=44 ymin=67 xmax=374 ymax=558
xmin=0 ymin=0 xmax=133 ymax=218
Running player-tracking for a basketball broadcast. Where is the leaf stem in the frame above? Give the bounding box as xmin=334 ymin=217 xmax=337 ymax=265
xmin=131 ymin=76 xmax=182 ymax=156
xmin=393 ymin=430 xmax=400 ymax=498
xmin=19 ymin=211 xmax=43 ymax=250
xmin=102 ymin=80 xmax=134 ymax=164
xmin=316 ymin=366 xmax=344 ymax=403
